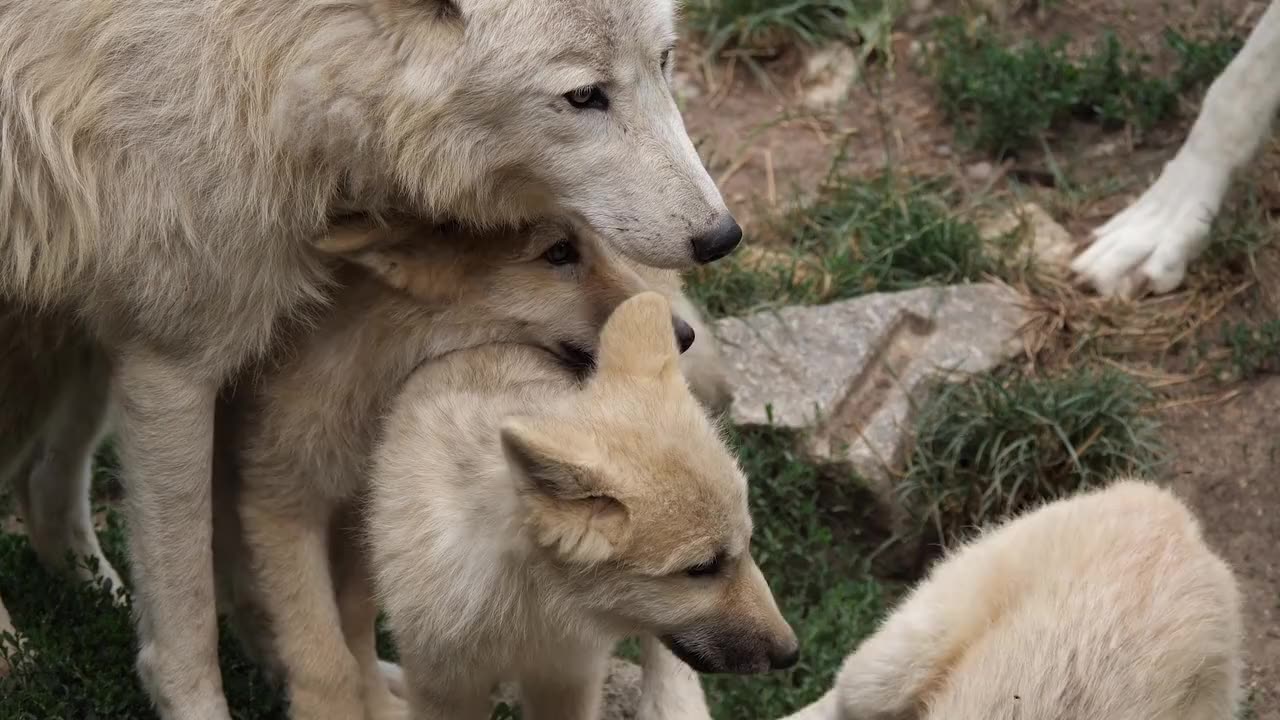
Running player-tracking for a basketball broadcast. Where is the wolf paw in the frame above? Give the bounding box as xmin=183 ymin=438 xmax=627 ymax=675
xmin=1072 ymin=152 xmax=1229 ymax=298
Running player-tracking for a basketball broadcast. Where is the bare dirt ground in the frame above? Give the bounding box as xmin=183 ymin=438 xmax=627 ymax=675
xmin=1168 ymin=382 xmax=1280 ymax=718
xmin=678 ymin=0 xmax=1280 ymax=708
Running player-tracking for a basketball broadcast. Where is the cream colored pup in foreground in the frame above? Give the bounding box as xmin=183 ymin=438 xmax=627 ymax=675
xmin=221 ymin=216 xmax=713 ymax=719
xmin=783 ymin=479 xmax=1242 ymax=720
xmin=367 ymin=292 xmax=798 ymax=719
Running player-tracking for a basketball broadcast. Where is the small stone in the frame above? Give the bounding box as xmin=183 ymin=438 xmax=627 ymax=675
xmin=801 ymin=45 xmax=859 ymax=110
xmin=966 ymin=161 xmax=994 ymax=181
xmin=978 ymin=202 xmax=1075 ymax=274
xmin=935 ymin=143 xmax=953 ymax=157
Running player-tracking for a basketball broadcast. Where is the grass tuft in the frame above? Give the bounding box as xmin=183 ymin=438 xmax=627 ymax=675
xmin=683 ymin=0 xmax=893 ymax=56
xmin=899 ymin=367 xmax=1161 ymax=546
xmin=688 ymin=172 xmax=996 ymax=318
xmin=1221 ymin=320 xmax=1280 ymax=382
xmin=932 ymin=19 xmax=1243 ymax=157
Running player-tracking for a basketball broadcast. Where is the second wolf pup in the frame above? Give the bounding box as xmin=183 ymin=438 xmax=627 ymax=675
xmin=367 ymin=292 xmax=798 ymax=719
xmin=781 ymin=479 xmax=1242 ymax=720
xmin=224 ymin=217 xmax=716 ymax=720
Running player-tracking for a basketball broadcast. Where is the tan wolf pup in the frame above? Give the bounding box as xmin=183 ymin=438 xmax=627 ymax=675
xmin=780 ymin=479 xmax=1242 ymax=720
xmin=220 ymin=216 xmax=719 ymax=719
xmin=365 ymin=291 xmax=798 ymax=719
xmin=0 ymin=1 xmax=737 ymax=713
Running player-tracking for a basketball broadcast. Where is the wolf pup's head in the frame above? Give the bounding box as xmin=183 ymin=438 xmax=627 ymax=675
xmin=290 ymin=0 xmax=739 ymax=269
xmin=500 ymin=292 xmax=798 ymax=674
xmin=314 ymin=218 xmax=696 ymax=370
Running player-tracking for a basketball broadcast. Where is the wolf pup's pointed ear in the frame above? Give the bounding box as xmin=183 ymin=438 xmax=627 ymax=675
xmin=501 ymin=417 xmax=628 ymax=564
xmin=597 ymin=292 xmax=681 ymax=381
xmin=312 ymin=221 xmax=466 ymax=302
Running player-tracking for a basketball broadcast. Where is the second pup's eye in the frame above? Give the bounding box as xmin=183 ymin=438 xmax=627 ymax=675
xmin=685 ymin=552 xmax=724 ymax=578
xmin=543 ymin=240 xmax=580 ymax=266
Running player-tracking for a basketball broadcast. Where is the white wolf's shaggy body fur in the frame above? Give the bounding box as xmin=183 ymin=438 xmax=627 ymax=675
xmin=220 ymin=218 xmax=727 ymax=719
xmin=1073 ymin=0 xmax=1280 ymax=297
xmin=0 ymin=1 xmax=734 ymax=714
xmin=367 ymin=293 xmax=797 ymax=719
xmin=781 ymin=480 xmax=1242 ymax=720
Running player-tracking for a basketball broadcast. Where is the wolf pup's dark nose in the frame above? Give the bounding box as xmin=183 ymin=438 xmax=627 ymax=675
xmin=691 ymin=215 xmax=743 ymax=264
xmin=673 ymin=316 xmax=696 ymax=353
xmin=770 ymin=643 xmax=800 ymax=671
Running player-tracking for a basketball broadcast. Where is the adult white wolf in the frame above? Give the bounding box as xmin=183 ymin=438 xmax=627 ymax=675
xmin=0 ymin=1 xmax=738 ymax=717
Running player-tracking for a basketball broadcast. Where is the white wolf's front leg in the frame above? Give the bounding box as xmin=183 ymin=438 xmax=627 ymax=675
xmin=1073 ymin=0 xmax=1280 ymax=297
xmin=115 ymin=349 xmax=230 ymax=720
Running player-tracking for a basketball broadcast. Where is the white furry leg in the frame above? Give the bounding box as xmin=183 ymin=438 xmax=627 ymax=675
xmin=1074 ymin=0 xmax=1280 ymax=297
xmin=635 ymin=636 xmax=711 ymax=720
xmin=115 ymin=349 xmax=230 ymax=720
xmin=774 ymin=690 xmax=842 ymax=720
xmin=22 ymin=351 xmax=123 ymax=598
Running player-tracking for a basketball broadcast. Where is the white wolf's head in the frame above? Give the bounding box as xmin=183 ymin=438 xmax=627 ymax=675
xmin=287 ymin=0 xmax=740 ymax=269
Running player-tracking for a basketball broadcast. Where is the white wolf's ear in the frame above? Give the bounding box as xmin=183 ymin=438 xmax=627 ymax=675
xmin=312 ymin=222 xmax=466 ymax=303
xmin=596 ymin=291 xmax=681 ymax=382
xmin=501 ymin=417 xmax=630 ymax=564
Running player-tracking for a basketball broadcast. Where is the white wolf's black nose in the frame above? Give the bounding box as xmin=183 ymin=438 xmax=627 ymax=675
xmin=691 ymin=216 xmax=743 ymax=264
xmin=673 ymin=316 xmax=696 ymax=353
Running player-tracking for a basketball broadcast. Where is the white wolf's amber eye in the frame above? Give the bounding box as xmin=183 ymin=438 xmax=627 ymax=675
xmin=565 ymin=85 xmax=609 ymax=111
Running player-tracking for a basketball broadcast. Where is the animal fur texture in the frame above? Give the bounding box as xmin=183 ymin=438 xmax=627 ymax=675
xmin=366 ymin=292 xmax=797 ymax=719
xmin=780 ymin=479 xmax=1243 ymax=720
xmin=1073 ymin=0 xmax=1280 ymax=297
xmin=222 ymin=216 xmax=727 ymax=720
xmin=0 ymin=1 xmax=736 ymax=715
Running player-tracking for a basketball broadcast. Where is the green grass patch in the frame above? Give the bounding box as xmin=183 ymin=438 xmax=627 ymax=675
xmin=932 ymin=19 xmax=1243 ymax=157
xmin=899 ymin=367 xmax=1161 ymax=546
xmin=704 ymin=425 xmax=887 ymax=718
xmin=683 ymin=0 xmax=895 ymax=56
xmin=1221 ymin=319 xmax=1280 ymax=382
xmin=0 ymin=511 xmax=292 ymax=720
xmin=687 ymin=172 xmax=996 ymax=318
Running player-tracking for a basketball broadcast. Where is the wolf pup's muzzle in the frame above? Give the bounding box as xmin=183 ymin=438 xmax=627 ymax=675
xmin=661 ymin=630 xmax=800 ymax=675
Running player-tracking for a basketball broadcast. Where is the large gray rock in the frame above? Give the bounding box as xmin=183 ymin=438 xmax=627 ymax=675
xmin=715 ymin=284 xmax=1027 ymax=497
